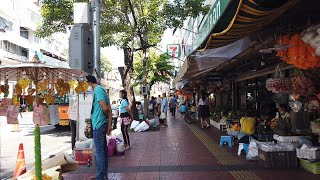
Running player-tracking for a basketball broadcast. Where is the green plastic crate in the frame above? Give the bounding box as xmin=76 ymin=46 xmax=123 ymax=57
xmin=300 ymin=158 xmax=320 ymax=174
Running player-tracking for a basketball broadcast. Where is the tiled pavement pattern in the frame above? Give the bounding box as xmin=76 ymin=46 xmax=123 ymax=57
xmin=63 ymin=113 xmax=320 ymax=180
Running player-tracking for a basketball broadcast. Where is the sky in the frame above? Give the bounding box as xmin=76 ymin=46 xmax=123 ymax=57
xmin=101 ymin=29 xmax=181 ymax=68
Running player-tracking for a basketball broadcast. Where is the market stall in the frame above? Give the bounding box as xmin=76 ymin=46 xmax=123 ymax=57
xmin=0 ymin=59 xmax=88 ymax=179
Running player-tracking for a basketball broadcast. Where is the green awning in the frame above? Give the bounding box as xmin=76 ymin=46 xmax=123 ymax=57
xmin=198 ymin=0 xmax=298 ymax=51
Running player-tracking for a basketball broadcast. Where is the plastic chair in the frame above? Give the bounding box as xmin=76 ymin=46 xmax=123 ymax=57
xmin=220 ymin=136 xmax=233 ymax=147
xmin=238 ymin=143 xmax=249 ymax=155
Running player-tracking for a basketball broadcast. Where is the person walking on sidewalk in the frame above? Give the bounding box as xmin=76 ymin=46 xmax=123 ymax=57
xmin=169 ymin=94 xmax=177 ymax=118
xmin=157 ymin=95 xmax=162 ymax=116
xmin=119 ymin=90 xmax=133 ymax=150
xmin=86 ymin=75 xmax=112 ymax=180
xmin=111 ymin=101 xmax=119 ymax=130
xmin=160 ymin=93 xmax=168 ymax=127
xmin=198 ymin=92 xmax=210 ymax=129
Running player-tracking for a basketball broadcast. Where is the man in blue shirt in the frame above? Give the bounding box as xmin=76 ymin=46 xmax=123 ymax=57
xmin=86 ymin=75 xmax=112 ymax=180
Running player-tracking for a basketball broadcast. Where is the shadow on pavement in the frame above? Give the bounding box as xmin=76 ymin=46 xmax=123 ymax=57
xmin=24 ymin=126 xmax=71 ymax=137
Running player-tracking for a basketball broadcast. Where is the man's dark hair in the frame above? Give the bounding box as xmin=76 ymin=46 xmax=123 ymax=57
xmin=86 ymin=75 xmax=97 ymax=83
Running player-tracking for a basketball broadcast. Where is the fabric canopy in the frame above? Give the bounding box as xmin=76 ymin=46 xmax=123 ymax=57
xmin=173 ymin=37 xmax=251 ymax=86
xmin=198 ymin=0 xmax=298 ymax=51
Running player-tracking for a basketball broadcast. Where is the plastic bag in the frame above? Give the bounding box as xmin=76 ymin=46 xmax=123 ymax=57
xmin=111 ymin=129 xmax=123 ymax=141
xmin=115 ymin=138 xmax=125 ymax=155
xmin=134 ymin=121 xmax=149 ymax=132
xmin=108 ymin=138 xmax=116 ymax=157
xmin=147 ymin=119 xmax=157 ymax=127
xmin=246 ymin=141 xmax=258 ymax=160
xmin=130 ymin=120 xmax=140 ymax=130
xmin=160 ymin=112 xmax=166 ymax=120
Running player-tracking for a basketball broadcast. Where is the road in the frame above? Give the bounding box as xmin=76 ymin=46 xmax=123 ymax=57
xmin=0 ymin=112 xmax=72 ymax=179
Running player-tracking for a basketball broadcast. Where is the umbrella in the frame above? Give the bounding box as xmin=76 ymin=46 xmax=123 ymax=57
xmin=0 ymin=62 xmax=88 ymax=179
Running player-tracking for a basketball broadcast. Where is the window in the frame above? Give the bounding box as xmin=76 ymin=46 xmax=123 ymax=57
xmin=21 ymin=48 xmax=28 ymax=58
xmin=33 ymin=35 xmax=41 ymax=44
xmin=0 ymin=16 xmax=13 ymax=31
xmin=30 ymin=12 xmax=41 ymax=24
xmin=20 ymin=27 xmax=29 ymax=39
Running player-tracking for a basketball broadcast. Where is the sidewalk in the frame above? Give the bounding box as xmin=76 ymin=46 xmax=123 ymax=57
xmin=63 ymin=113 xmax=320 ymax=180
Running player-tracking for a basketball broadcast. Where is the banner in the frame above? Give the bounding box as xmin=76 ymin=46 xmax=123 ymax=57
xmin=33 ymin=104 xmax=49 ymax=126
xmin=6 ymin=105 xmax=19 ymax=124
xmin=49 ymin=105 xmax=60 ymax=125
xmin=68 ymin=95 xmax=78 ymax=120
xmin=0 ymin=98 xmax=11 ymax=116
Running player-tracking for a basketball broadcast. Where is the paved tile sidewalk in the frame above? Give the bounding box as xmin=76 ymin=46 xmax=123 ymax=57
xmin=63 ymin=112 xmax=320 ymax=180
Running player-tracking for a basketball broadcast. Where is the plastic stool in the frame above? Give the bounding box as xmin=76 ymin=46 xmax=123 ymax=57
xmin=220 ymin=136 xmax=233 ymax=147
xmin=238 ymin=143 xmax=249 ymax=155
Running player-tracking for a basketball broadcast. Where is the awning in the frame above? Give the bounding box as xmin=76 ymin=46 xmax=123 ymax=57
xmin=173 ymin=37 xmax=251 ymax=86
xmin=198 ymin=0 xmax=298 ymax=51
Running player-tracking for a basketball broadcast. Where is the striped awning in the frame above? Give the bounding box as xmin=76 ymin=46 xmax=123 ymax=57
xmin=198 ymin=0 xmax=298 ymax=51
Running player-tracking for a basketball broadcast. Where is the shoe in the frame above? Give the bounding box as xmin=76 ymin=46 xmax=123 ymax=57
xmin=205 ymin=124 xmax=210 ymax=129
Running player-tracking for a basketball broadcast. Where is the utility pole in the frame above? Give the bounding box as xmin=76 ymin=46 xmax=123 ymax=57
xmin=92 ymin=0 xmax=101 ymax=79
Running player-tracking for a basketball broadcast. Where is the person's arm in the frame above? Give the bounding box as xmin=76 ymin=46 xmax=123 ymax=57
xmin=125 ymin=105 xmax=133 ymax=119
xmin=99 ymin=100 xmax=113 ymax=134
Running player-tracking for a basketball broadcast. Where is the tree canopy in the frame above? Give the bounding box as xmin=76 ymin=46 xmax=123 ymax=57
xmin=133 ymin=49 xmax=174 ymax=88
xmin=37 ymin=0 xmax=209 ymax=49
xmin=100 ymin=55 xmax=113 ymax=77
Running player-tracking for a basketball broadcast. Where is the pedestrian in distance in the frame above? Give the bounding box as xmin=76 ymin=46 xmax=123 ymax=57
xmin=86 ymin=75 xmax=113 ymax=180
xmin=160 ymin=93 xmax=168 ymax=127
xmin=198 ymin=92 xmax=210 ymax=129
xmin=111 ymin=100 xmax=119 ymax=130
xmin=169 ymin=94 xmax=177 ymax=118
xmin=119 ymin=90 xmax=133 ymax=150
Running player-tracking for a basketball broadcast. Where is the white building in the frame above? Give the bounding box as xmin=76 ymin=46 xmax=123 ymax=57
xmin=0 ymin=0 xmax=69 ymax=67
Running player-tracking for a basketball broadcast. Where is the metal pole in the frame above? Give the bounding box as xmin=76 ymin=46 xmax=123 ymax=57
xmin=92 ymin=0 xmax=101 ymax=78
xmin=143 ymin=50 xmax=148 ymax=118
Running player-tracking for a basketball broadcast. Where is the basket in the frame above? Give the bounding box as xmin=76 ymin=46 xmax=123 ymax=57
xmin=258 ymin=149 xmax=297 ymax=168
xmin=299 ymin=158 xmax=320 ymax=174
xmin=75 ymin=149 xmax=92 ymax=165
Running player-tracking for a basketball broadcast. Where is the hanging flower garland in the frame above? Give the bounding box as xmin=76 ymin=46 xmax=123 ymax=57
xmin=291 ymin=70 xmax=315 ymax=96
xmin=276 ymin=33 xmax=320 ymax=69
xmin=265 ymin=65 xmax=292 ymax=94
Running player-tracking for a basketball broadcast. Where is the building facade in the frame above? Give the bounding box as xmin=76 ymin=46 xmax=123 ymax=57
xmin=0 ymin=0 xmax=68 ymax=67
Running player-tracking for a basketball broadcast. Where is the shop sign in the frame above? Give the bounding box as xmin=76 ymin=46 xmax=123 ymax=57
xmin=193 ymin=0 xmax=230 ymax=50
xmin=166 ymin=44 xmax=181 ymax=58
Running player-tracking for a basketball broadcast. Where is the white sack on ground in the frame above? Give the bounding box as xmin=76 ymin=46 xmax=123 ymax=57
xmin=130 ymin=120 xmax=140 ymax=130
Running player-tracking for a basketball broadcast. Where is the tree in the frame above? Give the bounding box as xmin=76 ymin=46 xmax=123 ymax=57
xmin=100 ymin=55 xmax=113 ymax=78
xmin=37 ymin=0 xmax=209 ymax=115
xmin=133 ymin=49 xmax=174 ymax=89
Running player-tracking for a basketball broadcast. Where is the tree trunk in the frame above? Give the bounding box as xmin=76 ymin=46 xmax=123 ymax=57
xmin=118 ymin=48 xmax=139 ymax=120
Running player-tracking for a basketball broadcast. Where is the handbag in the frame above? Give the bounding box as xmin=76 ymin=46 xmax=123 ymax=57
xmin=84 ymin=118 xmax=93 ymax=138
